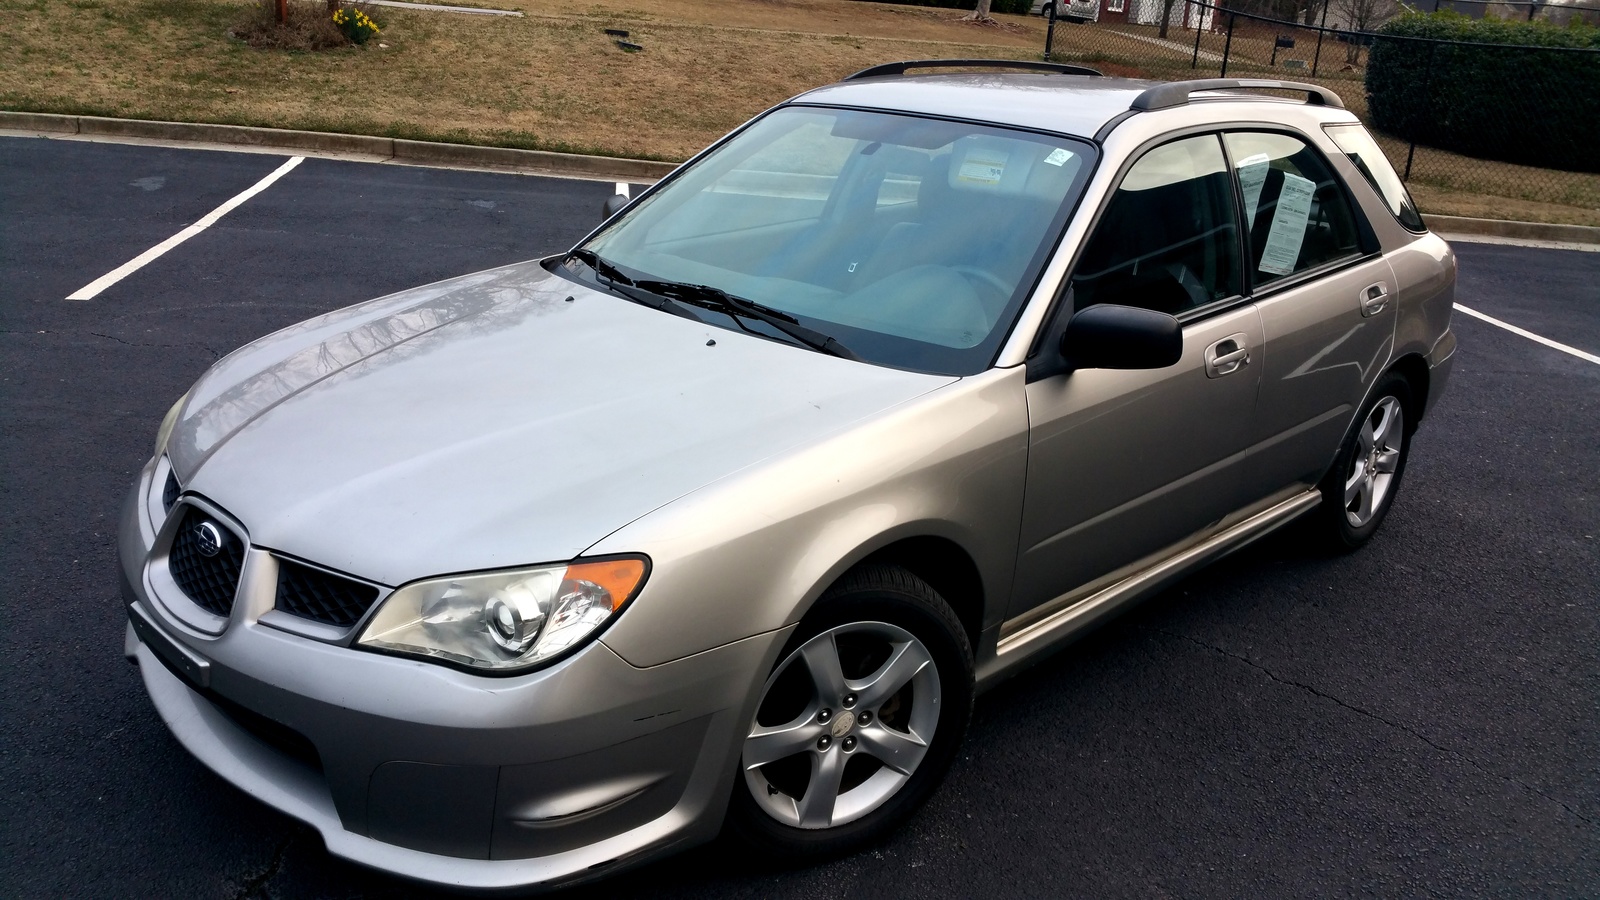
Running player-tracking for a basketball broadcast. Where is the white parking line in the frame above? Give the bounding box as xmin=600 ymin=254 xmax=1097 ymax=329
xmin=1454 ymin=303 xmax=1600 ymax=365
xmin=615 ymin=181 xmax=630 ymax=198
xmin=66 ymin=156 xmax=304 ymax=301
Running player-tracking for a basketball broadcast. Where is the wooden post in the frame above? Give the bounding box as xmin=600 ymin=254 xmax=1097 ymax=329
xmin=276 ymin=0 xmax=287 ymax=24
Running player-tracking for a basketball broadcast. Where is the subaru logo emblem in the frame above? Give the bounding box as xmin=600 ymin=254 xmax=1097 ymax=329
xmin=195 ymin=521 xmax=225 ymax=558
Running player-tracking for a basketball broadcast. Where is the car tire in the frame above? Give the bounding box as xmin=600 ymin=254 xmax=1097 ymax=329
xmin=726 ymin=564 xmax=973 ymax=860
xmin=1314 ymin=371 xmax=1415 ymax=552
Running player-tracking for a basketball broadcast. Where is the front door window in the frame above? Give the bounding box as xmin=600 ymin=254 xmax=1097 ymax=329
xmin=1069 ymin=134 xmax=1241 ymax=316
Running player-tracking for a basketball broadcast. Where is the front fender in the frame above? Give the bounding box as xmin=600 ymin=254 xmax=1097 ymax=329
xmin=593 ymin=367 xmax=1030 ymax=668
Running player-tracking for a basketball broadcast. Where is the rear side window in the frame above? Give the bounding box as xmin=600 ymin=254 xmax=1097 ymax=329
xmin=1324 ymin=123 xmax=1427 ymax=232
xmin=1223 ymin=132 xmax=1362 ymax=288
xmin=1071 ymin=134 xmax=1241 ymax=316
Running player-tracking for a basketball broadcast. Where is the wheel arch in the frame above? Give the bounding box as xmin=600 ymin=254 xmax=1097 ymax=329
xmin=853 ymin=536 xmax=986 ymax=651
xmin=1387 ymin=352 xmax=1431 ymax=427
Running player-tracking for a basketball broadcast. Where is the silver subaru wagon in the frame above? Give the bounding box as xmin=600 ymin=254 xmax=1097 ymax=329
xmin=120 ymin=63 xmax=1456 ymax=891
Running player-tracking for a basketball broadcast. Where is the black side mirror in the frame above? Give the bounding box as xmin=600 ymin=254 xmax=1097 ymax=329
xmin=1060 ymin=304 xmax=1182 ymax=370
xmin=602 ymin=193 xmax=630 ymax=219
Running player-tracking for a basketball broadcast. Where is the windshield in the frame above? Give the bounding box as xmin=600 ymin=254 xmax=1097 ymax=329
xmin=573 ymin=106 xmax=1096 ymax=375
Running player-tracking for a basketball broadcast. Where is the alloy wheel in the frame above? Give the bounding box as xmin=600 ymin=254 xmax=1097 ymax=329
xmin=1343 ymin=395 xmax=1405 ymax=528
xmin=742 ymin=621 xmax=941 ymax=829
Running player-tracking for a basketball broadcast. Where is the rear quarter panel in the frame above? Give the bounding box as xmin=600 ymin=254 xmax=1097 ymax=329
xmin=1389 ymin=231 xmax=1457 ymax=378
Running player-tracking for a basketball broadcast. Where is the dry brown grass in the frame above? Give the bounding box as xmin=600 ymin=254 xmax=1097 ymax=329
xmin=1 ymin=0 xmax=1594 ymax=223
xmin=0 ymin=0 xmax=1050 ymax=160
xmin=1408 ymin=184 xmax=1600 ymax=228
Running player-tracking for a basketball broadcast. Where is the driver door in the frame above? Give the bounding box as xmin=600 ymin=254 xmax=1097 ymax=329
xmin=1010 ymin=133 xmax=1264 ymax=620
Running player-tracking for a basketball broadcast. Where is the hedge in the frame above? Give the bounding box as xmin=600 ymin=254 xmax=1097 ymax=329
xmin=1365 ymin=12 xmax=1600 ymax=173
xmin=851 ymin=0 xmax=1036 ymax=17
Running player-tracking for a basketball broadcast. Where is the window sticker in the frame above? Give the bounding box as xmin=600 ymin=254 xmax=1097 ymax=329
xmin=1237 ymin=152 xmax=1271 ymax=215
xmin=1257 ymin=171 xmax=1315 ymax=276
xmin=957 ymin=150 xmax=1009 ymax=185
xmin=1044 ymin=147 xmax=1075 ymax=167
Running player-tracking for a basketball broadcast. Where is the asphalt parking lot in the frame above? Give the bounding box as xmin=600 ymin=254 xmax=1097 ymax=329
xmin=1 ymin=134 xmax=1595 ymax=898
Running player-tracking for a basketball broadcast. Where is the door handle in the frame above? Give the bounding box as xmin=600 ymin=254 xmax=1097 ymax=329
xmin=1205 ymin=333 xmax=1251 ymax=378
xmin=1361 ymin=283 xmax=1390 ymax=317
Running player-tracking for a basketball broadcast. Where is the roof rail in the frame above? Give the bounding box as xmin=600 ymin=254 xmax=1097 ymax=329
xmin=1130 ymin=78 xmax=1344 ymax=111
xmin=844 ymin=59 xmax=1103 ymax=81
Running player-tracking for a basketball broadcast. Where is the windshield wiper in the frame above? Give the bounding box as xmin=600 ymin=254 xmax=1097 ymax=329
xmin=633 ymin=279 xmax=857 ymax=360
xmin=563 ymin=249 xmax=702 ymax=322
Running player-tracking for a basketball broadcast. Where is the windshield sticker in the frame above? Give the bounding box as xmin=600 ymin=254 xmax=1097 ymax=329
xmin=1044 ymin=147 xmax=1075 ymax=167
xmin=1237 ymin=153 xmax=1271 ymax=215
xmin=1257 ymin=171 xmax=1316 ymax=276
xmin=957 ymin=150 xmax=1009 ymax=186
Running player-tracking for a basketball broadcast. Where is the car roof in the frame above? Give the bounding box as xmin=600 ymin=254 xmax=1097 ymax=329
xmin=793 ymin=74 xmax=1165 ymax=140
xmin=792 ymin=73 xmax=1350 ymax=141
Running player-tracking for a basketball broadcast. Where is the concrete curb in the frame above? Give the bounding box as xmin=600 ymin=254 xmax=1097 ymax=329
xmin=1424 ymin=214 xmax=1600 ymax=245
xmin=0 ymin=110 xmax=679 ymax=182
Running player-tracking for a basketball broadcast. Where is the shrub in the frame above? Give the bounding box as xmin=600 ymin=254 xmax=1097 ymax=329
xmin=1365 ymin=12 xmax=1600 ymax=173
xmin=851 ymin=0 xmax=1036 ymax=17
xmin=233 ymin=0 xmax=347 ymax=50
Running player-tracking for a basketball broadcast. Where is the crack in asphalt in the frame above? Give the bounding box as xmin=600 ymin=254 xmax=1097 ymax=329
xmin=1142 ymin=625 xmax=1595 ymax=828
xmin=3 ymin=328 xmax=220 ymax=359
xmin=231 ymin=830 xmax=297 ymax=900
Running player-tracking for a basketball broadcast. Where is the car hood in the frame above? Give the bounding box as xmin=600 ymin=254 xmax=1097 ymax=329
xmin=169 ymin=260 xmax=955 ymax=586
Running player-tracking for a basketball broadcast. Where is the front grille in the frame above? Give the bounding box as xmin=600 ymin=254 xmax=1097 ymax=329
xmin=275 ymin=558 xmax=380 ymax=628
xmin=168 ymin=507 xmax=245 ymax=617
xmin=161 ymin=469 xmax=180 ymax=513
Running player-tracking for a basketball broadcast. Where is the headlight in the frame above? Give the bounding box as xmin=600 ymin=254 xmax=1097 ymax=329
xmin=357 ymin=557 xmax=648 ymax=673
xmin=154 ymin=391 xmax=189 ymax=457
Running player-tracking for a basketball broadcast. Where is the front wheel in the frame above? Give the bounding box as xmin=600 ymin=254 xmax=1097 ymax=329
xmin=726 ymin=565 xmax=973 ymax=859
xmin=1315 ymin=372 xmax=1413 ymax=551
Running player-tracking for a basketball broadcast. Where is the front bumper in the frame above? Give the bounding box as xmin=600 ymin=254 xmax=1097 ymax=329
xmin=119 ymin=465 xmax=789 ymax=891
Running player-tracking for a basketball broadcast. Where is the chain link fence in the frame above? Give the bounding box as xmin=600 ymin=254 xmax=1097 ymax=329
xmin=1036 ymin=0 xmax=1600 ymax=222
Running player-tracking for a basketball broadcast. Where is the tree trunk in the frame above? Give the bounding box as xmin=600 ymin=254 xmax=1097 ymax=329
xmin=1158 ymin=0 xmax=1178 ymax=38
xmin=963 ymin=0 xmax=995 ymax=22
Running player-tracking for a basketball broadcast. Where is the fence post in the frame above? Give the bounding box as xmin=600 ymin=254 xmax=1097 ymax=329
xmin=1403 ymin=41 xmax=1437 ymax=182
xmin=1192 ymin=2 xmax=1205 ymax=69
xmin=1044 ymin=2 xmax=1056 ymax=61
xmin=1312 ymin=0 xmax=1329 ymax=75
xmin=1221 ymin=13 xmax=1235 ymax=77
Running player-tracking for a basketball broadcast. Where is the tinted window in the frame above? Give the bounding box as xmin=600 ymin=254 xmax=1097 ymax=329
xmin=1223 ymin=132 xmax=1362 ymax=287
xmin=1324 ymin=123 xmax=1426 ymax=232
xmin=1071 ymin=134 xmax=1241 ymax=315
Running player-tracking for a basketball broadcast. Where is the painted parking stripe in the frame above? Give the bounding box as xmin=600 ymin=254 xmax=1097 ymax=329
xmin=615 ymin=182 xmax=630 ymax=198
xmin=66 ymin=156 xmax=304 ymax=301
xmin=1454 ymin=303 xmax=1600 ymax=365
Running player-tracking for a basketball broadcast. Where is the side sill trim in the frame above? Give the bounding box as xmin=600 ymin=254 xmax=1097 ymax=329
xmin=993 ymin=488 xmax=1322 ymax=662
